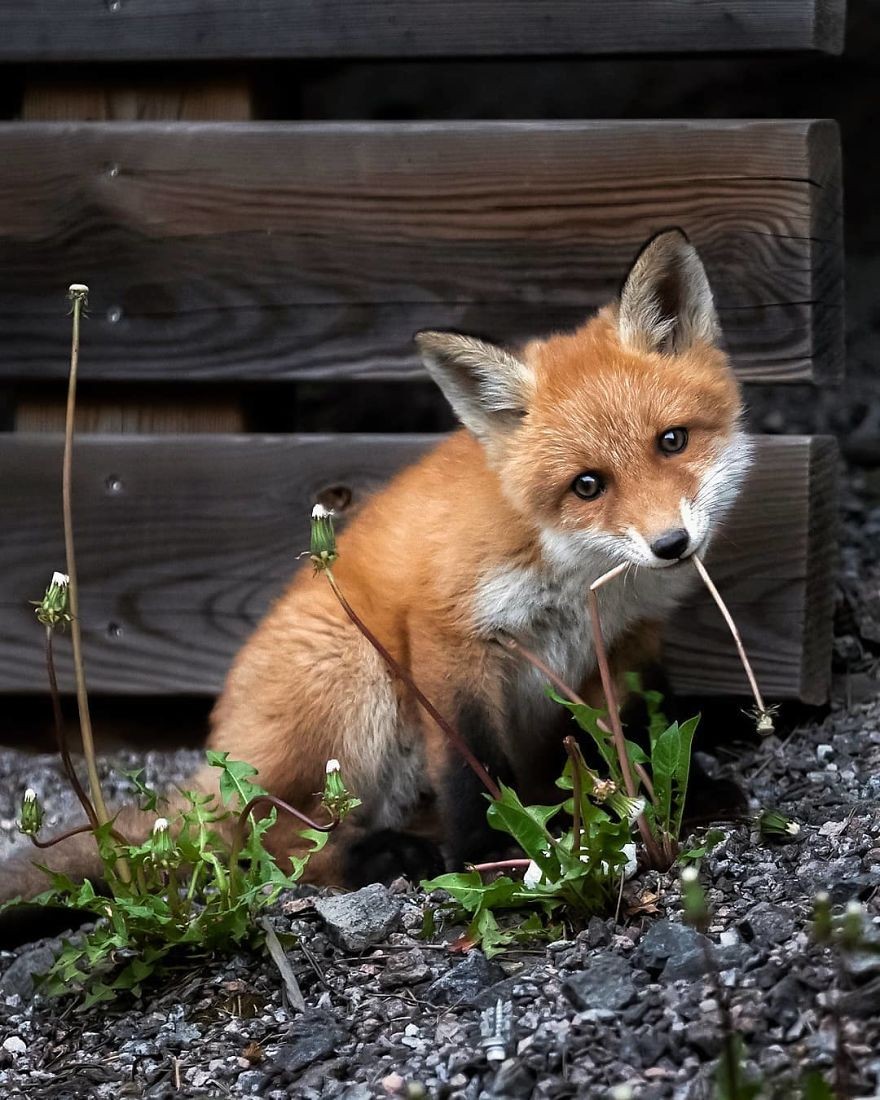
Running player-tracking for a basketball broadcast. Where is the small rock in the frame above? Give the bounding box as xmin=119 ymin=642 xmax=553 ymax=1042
xmin=237 ymin=1069 xmax=267 ymax=1095
xmin=563 ymin=955 xmax=636 ymax=1011
xmin=817 ymin=744 xmax=835 ymax=762
xmin=490 ymin=1059 xmax=537 ymax=1097
xmin=313 ymin=884 xmax=401 ymax=952
xmin=634 ymin=920 xmax=710 ymax=980
xmin=0 ymin=940 xmax=62 ymax=1000
xmin=269 ymin=1010 xmax=347 ymax=1076
xmin=2 ymin=1036 xmax=26 ymax=1056
xmin=739 ymin=902 xmax=797 ymax=945
xmin=425 ymin=950 xmax=504 ymax=1006
xmin=379 ymin=948 xmax=430 ymax=988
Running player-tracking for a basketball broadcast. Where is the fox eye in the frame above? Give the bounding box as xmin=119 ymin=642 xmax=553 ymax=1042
xmin=571 ymin=471 xmax=606 ymax=501
xmin=658 ymin=427 xmax=688 ymax=455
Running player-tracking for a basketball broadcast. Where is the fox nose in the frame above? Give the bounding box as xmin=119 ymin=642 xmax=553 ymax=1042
xmin=651 ymin=528 xmax=690 ymax=561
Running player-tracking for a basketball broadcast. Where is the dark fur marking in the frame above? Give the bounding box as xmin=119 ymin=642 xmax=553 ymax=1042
xmin=343 ymin=829 xmax=444 ymax=888
xmin=439 ymin=699 xmax=518 ymax=868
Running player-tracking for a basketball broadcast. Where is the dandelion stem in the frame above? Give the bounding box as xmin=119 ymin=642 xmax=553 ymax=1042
xmin=44 ymin=625 xmax=99 ymax=831
xmin=27 ymin=823 xmax=130 ymax=851
xmin=692 ymin=554 xmax=766 ymax=715
xmin=63 ymin=286 xmax=111 ymax=832
xmin=324 ymin=569 xmax=501 ymax=800
xmin=496 ymin=634 xmax=591 ymax=707
xmin=588 ymin=565 xmax=666 ymax=868
xmin=469 ymin=859 xmax=532 ymax=875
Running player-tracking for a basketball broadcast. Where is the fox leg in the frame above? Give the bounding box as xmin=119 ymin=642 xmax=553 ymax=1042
xmin=207 ymin=585 xmax=442 ymax=888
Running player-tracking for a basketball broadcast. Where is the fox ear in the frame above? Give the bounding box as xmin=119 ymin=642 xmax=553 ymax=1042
xmin=415 ymin=331 xmax=534 ymax=440
xmin=617 ymin=229 xmax=719 ymax=355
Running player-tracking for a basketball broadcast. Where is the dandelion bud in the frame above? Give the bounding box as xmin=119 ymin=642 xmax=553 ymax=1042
xmin=757 ymin=809 xmax=800 ymax=842
xmin=150 ymin=816 xmax=177 ymax=867
xmin=680 ymin=865 xmax=708 ymax=932
xmin=33 ymin=572 xmax=71 ymax=630
xmin=321 ymin=759 xmax=360 ymax=820
xmin=18 ymin=788 xmax=43 ymax=837
xmin=67 ymin=283 xmax=89 ymax=307
xmin=591 ymin=778 xmax=617 ymax=803
xmin=811 ymin=891 xmax=833 ymax=943
xmin=310 ymin=504 xmax=338 ymax=571
xmin=607 ymin=792 xmax=646 ymax=824
xmin=756 ymin=710 xmax=776 ymax=735
xmin=841 ymin=900 xmax=865 ymax=949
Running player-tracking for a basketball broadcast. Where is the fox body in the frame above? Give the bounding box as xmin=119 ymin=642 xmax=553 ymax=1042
xmin=2 ymin=230 xmax=749 ymax=899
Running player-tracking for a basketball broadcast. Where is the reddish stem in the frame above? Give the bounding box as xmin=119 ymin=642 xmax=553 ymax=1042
xmin=45 ymin=627 xmax=99 ymax=831
xmin=587 ymin=585 xmax=665 ymax=868
xmin=469 ymin=858 xmax=532 ymax=875
xmin=325 ymin=570 xmax=501 ymax=800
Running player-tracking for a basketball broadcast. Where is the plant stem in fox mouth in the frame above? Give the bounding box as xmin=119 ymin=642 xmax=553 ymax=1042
xmin=588 ymin=563 xmax=665 ymax=867
xmin=691 ymin=553 xmax=773 ymax=733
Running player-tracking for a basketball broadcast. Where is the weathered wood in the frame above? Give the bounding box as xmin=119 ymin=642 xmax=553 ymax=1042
xmin=17 ymin=79 xmax=253 ymax=436
xmin=0 ymin=433 xmax=835 ymax=702
xmin=0 ymin=121 xmax=843 ymax=386
xmin=0 ymin=1 xmax=846 ymax=59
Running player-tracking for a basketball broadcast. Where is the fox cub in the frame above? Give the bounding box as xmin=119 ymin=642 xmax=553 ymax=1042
xmin=3 ymin=229 xmax=749 ymax=900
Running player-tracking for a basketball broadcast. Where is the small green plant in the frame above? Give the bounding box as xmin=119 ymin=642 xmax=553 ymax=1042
xmin=423 ymin=749 xmax=642 ymax=954
xmin=8 ymin=754 xmax=358 ymax=1006
xmin=550 ymin=671 xmax=699 ymax=866
xmin=421 ymin=678 xmax=699 ymax=954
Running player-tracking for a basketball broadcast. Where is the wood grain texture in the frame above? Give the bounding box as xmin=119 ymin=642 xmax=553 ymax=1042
xmin=0 ymin=433 xmax=835 ymax=702
xmin=0 ymin=1 xmax=846 ymax=59
xmin=0 ymin=121 xmax=843 ymax=386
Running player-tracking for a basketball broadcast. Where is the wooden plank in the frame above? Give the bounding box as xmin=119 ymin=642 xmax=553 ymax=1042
xmin=0 ymin=120 xmax=843 ymax=386
xmin=16 ymin=79 xmax=253 ymax=436
xmin=0 ymin=1 xmax=846 ymax=59
xmin=0 ymin=433 xmax=835 ymax=702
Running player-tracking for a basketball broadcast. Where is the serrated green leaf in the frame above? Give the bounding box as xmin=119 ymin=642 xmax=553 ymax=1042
xmin=486 ymin=785 xmax=558 ymax=876
xmin=548 ymin=690 xmax=620 ymax=782
xmin=121 ymin=768 xmax=161 ymax=813
xmin=206 ymin=751 xmax=267 ymax=807
xmin=469 ymin=908 xmax=514 ymax=958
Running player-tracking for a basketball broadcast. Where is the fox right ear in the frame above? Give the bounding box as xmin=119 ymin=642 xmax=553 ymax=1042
xmin=617 ymin=229 xmax=719 ymax=355
xmin=415 ymin=331 xmax=534 ymax=441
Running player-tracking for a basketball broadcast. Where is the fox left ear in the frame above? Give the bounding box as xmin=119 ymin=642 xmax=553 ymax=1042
xmin=415 ymin=331 xmax=534 ymax=441
xmin=617 ymin=229 xmax=719 ymax=355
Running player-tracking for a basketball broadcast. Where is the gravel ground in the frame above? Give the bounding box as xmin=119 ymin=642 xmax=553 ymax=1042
xmin=1 ymin=465 xmax=879 ymax=1100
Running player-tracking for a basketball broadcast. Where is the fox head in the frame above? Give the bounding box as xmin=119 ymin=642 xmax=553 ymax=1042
xmin=416 ymin=229 xmax=750 ymax=572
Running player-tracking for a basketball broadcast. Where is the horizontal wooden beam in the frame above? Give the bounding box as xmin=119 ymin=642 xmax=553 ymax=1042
xmin=0 ymin=433 xmax=836 ymax=702
xmin=0 ymin=1 xmax=846 ymax=59
xmin=0 ymin=120 xmax=842 ymax=387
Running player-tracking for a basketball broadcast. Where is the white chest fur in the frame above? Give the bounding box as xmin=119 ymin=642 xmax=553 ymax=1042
xmin=471 ymin=554 xmax=696 ymax=720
